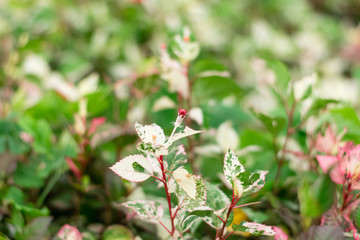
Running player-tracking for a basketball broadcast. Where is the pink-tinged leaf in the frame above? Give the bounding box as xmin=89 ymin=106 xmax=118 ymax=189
xmin=88 ymin=117 xmax=106 ymax=135
xmin=321 ymin=206 xmax=342 ymax=226
xmin=121 ymin=200 xmax=163 ymax=222
xmin=65 ymin=157 xmax=82 ymax=181
xmin=316 ymin=155 xmax=338 ymax=173
xmin=329 ymin=165 xmax=345 ymax=185
xmin=315 ymin=127 xmax=336 ymax=154
xmin=351 ymin=181 xmax=360 ymax=191
xmin=175 ymin=145 xmax=186 ymax=157
xmin=342 ymin=198 xmax=360 ymax=218
xmin=273 ymin=226 xmax=288 ymax=240
xmin=110 ymin=154 xmax=153 ymax=182
xmin=57 ymin=224 xmax=82 ymax=240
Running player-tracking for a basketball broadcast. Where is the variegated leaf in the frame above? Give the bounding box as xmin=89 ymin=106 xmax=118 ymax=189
xmin=169 ymin=126 xmax=201 ymax=145
xmin=182 ymin=207 xmax=223 ymax=230
xmin=235 ymin=170 xmax=268 ymax=196
xmin=181 ymin=182 xmax=230 ymax=231
xmin=223 ymin=148 xmax=245 ymax=185
xmin=110 ymin=154 xmax=153 ymax=182
xmin=173 ymin=167 xmax=196 ymax=199
xmin=147 ymin=154 xmax=162 ymax=176
xmin=167 ymin=145 xmax=188 ymax=172
xmin=135 ymin=122 xmax=166 ymax=147
xmin=121 ymin=200 xmax=163 ymax=222
xmin=205 ymin=182 xmax=230 ymax=213
xmin=232 ymin=221 xmax=276 ymax=236
xmin=175 ymin=175 xmax=207 ymax=211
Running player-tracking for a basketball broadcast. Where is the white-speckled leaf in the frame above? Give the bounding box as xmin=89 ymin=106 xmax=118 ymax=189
xmin=182 ymin=207 xmax=223 ymax=230
xmin=175 ymin=175 xmax=207 ymax=211
xmin=147 ymin=154 xmax=162 ymax=176
xmin=122 ymin=200 xmax=163 ymax=222
xmin=169 ymin=127 xmax=202 ymax=144
xmin=135 ymin=122 xmax=166 ymax=146
xmin=173 ymin=167 xmax=196 ymax=199
xmin=223 ymin=148 xmax=245 ymax=185
xmin=110 ymin=154 xmax=153 ymax=182
xmin=235 ymin=170 xmax=268 ymax=196
xmin=232 ymin=222 xmax=275 ymax=236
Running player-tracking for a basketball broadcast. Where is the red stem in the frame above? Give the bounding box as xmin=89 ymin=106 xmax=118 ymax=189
xmin=217 ymin=194 xmax=240 ymax=240
xmin=159 ymin=220 xmax=172 ymax=235
xmin=341 ymin=180 xmax=352 ymax=211
xmin=158 ymin=155 xmax=176 ymax=236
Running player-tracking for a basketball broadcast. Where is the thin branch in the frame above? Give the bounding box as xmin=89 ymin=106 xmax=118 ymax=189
xmin=158 ymin=220 xmax=171 ymax=235
xmin=233 ymin=201 xmax=261 ymax=209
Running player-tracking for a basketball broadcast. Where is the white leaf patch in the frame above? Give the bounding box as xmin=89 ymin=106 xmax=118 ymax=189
xmin=173 ymin=167 xmax=196 ymax=199
xmin=135 ymin=122 xmax=166 ymax=147
xmin=121 ymin=200 xmax=163 ymax=222
xmin=223 ymin=148 xmax=245 ymax=185
xmin=169 ymin=126 xmax=202 ymax=144
xmin=110 ymin=154 xmax=153 ymax=182
xmin=147 ymin=154 xmax=162 ymax=176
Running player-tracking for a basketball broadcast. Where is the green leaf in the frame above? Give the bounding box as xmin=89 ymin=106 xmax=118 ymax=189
xmin=302 ymin=99 xmax=338 ymax=120
xmin=0 ymin=119 xmax=28 ymax=154
xmin=3 ymin=187 xmax=25 ymax=205
xmin=191 ymin=59 xmax=228 ymax=76
xmin=265 ymin=58 xmax=290 ymax=94
xmin=298 ymin=176 xmax=334 ymax=219
xmin=353 ymin=205 xmax=360 ymax=232
xmin=242 ymin=208 xmax=270 ymax=223
xmin=182 ymin=208 xmax=223 ymax=230
xmin=18 ymin=117 xmax=53 ymax=154
xmin=330 ymin=107 xmax=360 ymax=141
xmin=19 ymin=216 xmax=52 ymax=240
xmin=192 ymin=76 xmax=244 ymax=103
xmin=102 ymin=225 xmax=134 ymax=240
xmin=251 ymin=110 xmax=286 ymax=137
xmin=201 ymin=102 xmax=252 ymax=128
xmin=10 ymin=208 xmax=24 ymax=235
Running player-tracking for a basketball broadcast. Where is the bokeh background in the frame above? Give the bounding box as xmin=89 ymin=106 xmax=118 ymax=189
xmin=2 ymin=0 xmax=360 ymax=239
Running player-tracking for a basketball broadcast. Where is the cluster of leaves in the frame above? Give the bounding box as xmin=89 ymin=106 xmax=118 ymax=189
xmin=2 ymin=0 xmax=360 ymax=239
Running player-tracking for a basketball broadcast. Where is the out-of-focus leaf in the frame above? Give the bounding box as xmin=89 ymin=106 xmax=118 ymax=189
xmin=265 ymin=58 xmax=290 ymax=94
xmin=251 ymin=110 xmax=286 ymax=137
xmin=19 ymin=216 xmax=52 ymax=240
xmin=201 ymin=102 xmax=252 ymax=128
xmin=102 ymin=225 xmax=134 ymax=240
xmin=330 ymin=107 xmax=360 ymax=142
xmin=192 ymin=76 xmax=244 ymax=103
xmin=18 ymin=117 xmax=52 ymax=154
xmin=353 ymin=205 xmax=360 ymax=232
xmin=298 ymin=176 xmax=334 ymax=219
xmin=300 ymin=226 xmax=345 ymax=240
xmin=121 ymin=200 xmax=163 ymax=222
xmin=232 ymin=221 xmax=275 ymax=236
xmin=0 ymin=119 xmax=29 ymax=154
xmin=302 ymin=99 xmax=338 ymax=120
